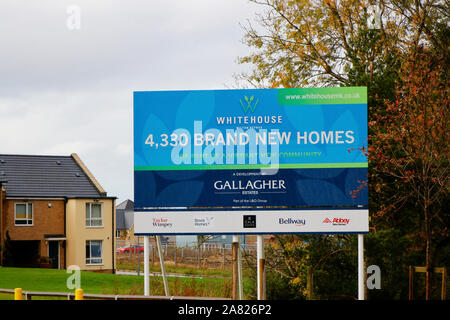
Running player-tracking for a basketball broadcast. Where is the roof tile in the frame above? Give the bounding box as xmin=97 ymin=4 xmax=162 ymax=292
xmin=0 ymin=154 xmax=105 ymax=198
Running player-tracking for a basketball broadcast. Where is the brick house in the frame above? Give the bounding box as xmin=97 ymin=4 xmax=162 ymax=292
xmin=0 ymin=153 xmax=116 ymax=273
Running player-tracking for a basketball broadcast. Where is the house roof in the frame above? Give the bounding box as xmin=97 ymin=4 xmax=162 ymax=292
xmin=117 ymin=199 xmax=134 ymax=211
xmin=116 ymin=208 xmax=126 ymax=229
xmin=0 ymin=154 xmax=108 ymax=198
xmin=116 ymin=199 xmax=134 ymax=230
xmin=123 ymin=211 xmax=134 ymax=229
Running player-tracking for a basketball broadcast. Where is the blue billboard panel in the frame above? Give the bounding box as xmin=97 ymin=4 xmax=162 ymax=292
xmin=133 ymin=87 xmax=368 ymax=210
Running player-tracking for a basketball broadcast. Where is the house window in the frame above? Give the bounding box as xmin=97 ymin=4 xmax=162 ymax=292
xmin=86 ymin=203 xmax=102 ymax=227
xmin=86 ymin=240 xmax=102 ymax=265
xmin=116 ymin=230 xmax=121 ymax=238
xmin=15 ymin=203 xmax=33 ymax=226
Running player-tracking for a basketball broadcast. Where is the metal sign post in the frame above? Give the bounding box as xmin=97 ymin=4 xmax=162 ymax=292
xmin=137 ymin=237 xmax=141 ymax=276
xmin=232 ymin=235 xmax=244 ymax=300
xmin=144 ymin=235 xmax=150 ymax=296
xmin=156 ymin=235 xmax=170 ymax=296
xmin=237 ymin=236 xmax=244 ymax=300
xmin=358 ymin=234 xmax=365 ymax=300
xmin=257 ymin=235 xmax=266 ymax=300
xmin=231 ymin=237 xmax=239 ymax=300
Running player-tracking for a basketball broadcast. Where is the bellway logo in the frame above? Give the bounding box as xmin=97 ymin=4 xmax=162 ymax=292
xmin=240 ymin=95 xmax=259 ymax=113
xmin=279 ymin=218 xmax=306 ymax=227
xmin=322 ymin=217 xmax=350 ymax=226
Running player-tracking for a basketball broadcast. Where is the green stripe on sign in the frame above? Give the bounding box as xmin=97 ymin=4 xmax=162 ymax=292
xmin=134 ymin=163 xmax=368 ymax=171
xmin=278 ymin=87 xmax=367 ymax=105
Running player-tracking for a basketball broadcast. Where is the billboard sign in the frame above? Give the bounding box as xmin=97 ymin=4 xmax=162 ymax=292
xmin=133 ymin=87 xmax=368 ymax=234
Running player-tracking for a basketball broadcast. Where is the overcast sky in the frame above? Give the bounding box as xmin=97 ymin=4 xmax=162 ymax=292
xmin=0 ymin=0 xmax=262 ymax=204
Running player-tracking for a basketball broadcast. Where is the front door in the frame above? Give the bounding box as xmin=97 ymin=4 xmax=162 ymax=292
xmin=48 ymin=241 xmax=59 ymax=269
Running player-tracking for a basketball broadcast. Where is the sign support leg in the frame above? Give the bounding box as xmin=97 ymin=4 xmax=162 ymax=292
xmin=232 ymin=235 xmax=244 ymax=300
xmin=257 ymin=235 xmax=266 ymax=300
xmin=137 ymin=237 xmax=141 ymax=276
xmin=144 ymin=235 xmax=150 ymax=296
xmin=358 ymin=234 xmax=365 ymax=300
xmin=156 ymin=235 xmax=170 ymax=296
xmin=232 ymin=236 xmax=238 ymax=300
xmin=238 ymin=236 xmax=244 ymax=300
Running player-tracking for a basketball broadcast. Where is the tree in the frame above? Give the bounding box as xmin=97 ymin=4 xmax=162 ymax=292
xmin=241 ymin=2 xmax=438 ymax=76
xmin=369 ymin=49 xmax=449 ymax=299
xmin=266 ymin=234 xmax=359 ymax=299
xmin=237 ymin=0 xmax=449 ymax=299
xmin=237 ymin=0 xmax=447 ymax=107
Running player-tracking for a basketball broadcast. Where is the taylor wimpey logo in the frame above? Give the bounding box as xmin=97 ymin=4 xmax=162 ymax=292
xmin=279 ymin=218 xmax=306 ymax=227
xmin=152 ymin=217 xmax=173 ymax=228
xmin=322 ymin=217 xmax=350 ymax=226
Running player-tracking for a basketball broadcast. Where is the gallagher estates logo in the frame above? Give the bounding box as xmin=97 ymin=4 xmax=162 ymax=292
xmin=322 ymin=217 xmax=350 ymax=226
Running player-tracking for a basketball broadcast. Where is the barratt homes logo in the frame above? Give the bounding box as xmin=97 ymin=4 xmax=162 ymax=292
xmin=240 ymin=95 xmax=259 ymax=113
xmin=322 ymin=217 xmax=350 ymax=226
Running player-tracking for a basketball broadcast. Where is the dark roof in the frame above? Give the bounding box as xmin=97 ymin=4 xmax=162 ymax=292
xmin=116 ymin=208 xmax=126 ymax=229
xmin=117 ymin=199 xmax=134 ymax=210
xmin=124 ymin=211 xmax=134 ymax=229
xmin=0 ymin=154 xmax=106 ymax=198
xmin=116 ymin=199 xmax=134 ymax=230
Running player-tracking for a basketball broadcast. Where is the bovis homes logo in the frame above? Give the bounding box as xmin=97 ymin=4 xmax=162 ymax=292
xmin=193 ymin=216 xmax=215 ymax=228
xmin=322 ymin=217 xmax=350 ymax=226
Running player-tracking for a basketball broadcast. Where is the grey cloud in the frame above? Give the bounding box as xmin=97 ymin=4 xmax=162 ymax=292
xmin=0 ymin=0 xmax=260 ymax=203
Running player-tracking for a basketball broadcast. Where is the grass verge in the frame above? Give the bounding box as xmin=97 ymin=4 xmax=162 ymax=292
xmin=0 ymin=266 xmax=232 ymax=300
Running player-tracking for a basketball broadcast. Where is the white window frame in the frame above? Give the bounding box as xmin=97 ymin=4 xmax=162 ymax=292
xmin=86 ymin=240 xmax=103 ymax=265
xmin=14 ymin=202 xmax=33 ymax=226
xmin=85 ymin=202 xmax=103 ymax=227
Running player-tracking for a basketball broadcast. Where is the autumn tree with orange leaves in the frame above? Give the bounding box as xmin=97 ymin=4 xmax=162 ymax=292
xmin=238 ymin=0 xmax=449 ymax=300
xmin=369 ymin=50 xmax=449 ymax=299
